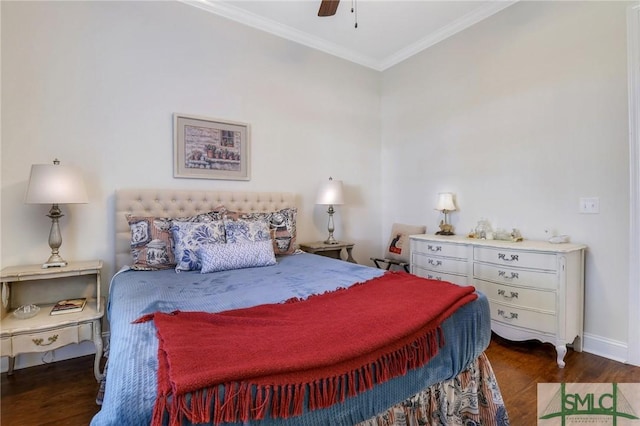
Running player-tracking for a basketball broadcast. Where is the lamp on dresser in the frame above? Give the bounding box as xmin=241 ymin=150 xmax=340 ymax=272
xmin=316 ymin=177 xmax=344 ymax=244
xmin=435 ymin=192 xmax=456 ymax=236
xmin=25 ymin=159 xmax=88 ymax=268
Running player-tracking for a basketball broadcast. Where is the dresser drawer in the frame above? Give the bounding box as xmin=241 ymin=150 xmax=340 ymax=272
xmin=412 ymin=253 xmax=467 ymax=275
xmin=473 ymin=263 xmax=557 ymax=290
xmin=411 ymin=240 xmax=467 ymax=259
xmin=474 ymin=246 xmax=557 ymax=271
xmin=11 ymin=322 xmax=92 ymax=354
xmin=413 ymin=266 xmax=468 ymax=286
xmin=474 ymin=279 xmax=556 ymax=312
xmin=490 ymin=301 xmax=556 ymax=334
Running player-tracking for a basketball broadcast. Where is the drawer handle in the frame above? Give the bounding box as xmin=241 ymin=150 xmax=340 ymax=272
xmin=498 ymin=289 xmax=519 ymax=299
xmin=428 ymin=259 xmax=442 ymax=267
xmin=497 ymin=309 xmax=518 ymax=320
xmin=498 ymin=270 xmax=519 ymax=280
xmin=427 ymin=274 xmax=442 ymax=281
xmin=498 ymin=253 xmax=519 ymax=262
xmin=427 ymin=245 xmax=442 ymax=252
xmin=32 ymin=335 xmax=58 ymax=346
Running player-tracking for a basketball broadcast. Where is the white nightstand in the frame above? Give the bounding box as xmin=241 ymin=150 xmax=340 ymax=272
xmin=0 ymin=260 xmax=104 ymax=381
xmin=299 ymin=241 xmax=356 ymax=263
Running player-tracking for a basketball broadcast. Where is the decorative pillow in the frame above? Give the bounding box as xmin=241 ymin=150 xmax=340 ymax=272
xmin=224 ymin=218 xmax=272 ymax=244
xmin=224 ymin=208 xmax=297 ymax=255
xmin=125 ymin=209 xmax=225 ymax=270
xmin=193 ymin=209 xmax=226 ymax=222
xmin=127 ymin=216 xmax=176 ymax=270
xmin=386 ymin=223 xmax=427 ymax=263
xmin=171 ymin=220 xmax=226 ymax=272
xmin=200 ymin=240 xmax=276 ymax=273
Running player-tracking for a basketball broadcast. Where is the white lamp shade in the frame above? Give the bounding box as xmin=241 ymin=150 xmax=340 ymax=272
xmin=316 ymin=178 xmax=344 ymax=205
xmin=25 ymin=163 xmax=88 ymax=205
xmin=436 ymin=192 xmax=456 ymax=212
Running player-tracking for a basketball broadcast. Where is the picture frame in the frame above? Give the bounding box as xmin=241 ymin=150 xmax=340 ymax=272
xmin=173 ymin=113 xmax=251 ymax=180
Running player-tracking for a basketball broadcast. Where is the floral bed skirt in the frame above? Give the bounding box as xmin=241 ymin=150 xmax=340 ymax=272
xmin=359 ymin=352 xmax=509 ymax=426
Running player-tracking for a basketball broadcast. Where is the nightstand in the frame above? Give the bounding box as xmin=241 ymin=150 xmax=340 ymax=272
xmin=0 ymin=260 xmax=104 ymax=381
xmin=299 ymin=241 xmax=356 ymax=263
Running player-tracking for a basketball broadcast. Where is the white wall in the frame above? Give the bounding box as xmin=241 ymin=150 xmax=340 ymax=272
xmin=382 ymin=1 xmax=631 ymax=351
xmin=1 ymin=0 xmax=383 ymax=292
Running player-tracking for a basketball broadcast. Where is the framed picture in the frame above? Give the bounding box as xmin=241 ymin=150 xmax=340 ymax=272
xmin=173 ymin=113 xmax=250 ymax=180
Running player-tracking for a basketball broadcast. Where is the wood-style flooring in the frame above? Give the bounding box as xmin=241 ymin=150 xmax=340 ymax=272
xmin=2 ymin=335 xmax=639 ymax=425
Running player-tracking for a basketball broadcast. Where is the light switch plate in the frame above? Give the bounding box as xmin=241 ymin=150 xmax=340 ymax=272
xmin=579 ymin=197 xmax=599 ymax=214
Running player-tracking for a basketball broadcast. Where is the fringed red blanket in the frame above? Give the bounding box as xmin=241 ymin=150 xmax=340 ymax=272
xmin=135 ymin=271 xmax=477 ymax=426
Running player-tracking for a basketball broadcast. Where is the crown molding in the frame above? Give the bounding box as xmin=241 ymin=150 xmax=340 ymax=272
xmin=180 ymin=0 xmax=517 ymax=72
xmin=378 ymin=1 xmax=518 ymax=70
xmin=179 ymin=0 xmax=380 ymax=69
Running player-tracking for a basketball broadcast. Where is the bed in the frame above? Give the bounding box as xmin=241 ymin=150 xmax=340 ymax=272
xmin=90 ymin=189 xmax=509 ymax=426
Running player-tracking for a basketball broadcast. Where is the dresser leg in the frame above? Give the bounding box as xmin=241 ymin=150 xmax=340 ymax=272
xmin=7 ymin=356 xmax=15 ymax=375
xmin=572 ymin=335 xmax=583 ymax=352
xmin=555 ymin=344 xmax=567 ymax=368
xmin=93 ymin=320 xmax=104 ymax=382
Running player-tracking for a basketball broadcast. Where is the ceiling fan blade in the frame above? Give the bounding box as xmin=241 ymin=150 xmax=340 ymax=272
xmin=318 ymin=0 xmax=339 ymax=17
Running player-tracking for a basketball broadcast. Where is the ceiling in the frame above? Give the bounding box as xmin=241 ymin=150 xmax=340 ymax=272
xmin=181 ymin=0 xmax=517 ymax=71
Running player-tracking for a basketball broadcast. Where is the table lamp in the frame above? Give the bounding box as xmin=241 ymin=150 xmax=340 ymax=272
xmin=435 ymin=192 xmax=456 ymax=236
xmin=25 ymin=159 xmax=88 ymax=268
xmin=316 ymin=177 xmax=344 ymax=244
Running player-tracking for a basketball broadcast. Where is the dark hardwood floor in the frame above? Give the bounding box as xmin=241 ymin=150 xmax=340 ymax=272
xmin=485 ymin=335 xmax=640 ymax=424
xmin=1 ymin=355 xmax=103 ymax=426
xmin=2 ymin=335 xmax=639 ymax=425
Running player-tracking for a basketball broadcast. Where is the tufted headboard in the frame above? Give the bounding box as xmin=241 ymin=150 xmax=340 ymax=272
xmin=115 ymin=189 xmax=297 ymax=271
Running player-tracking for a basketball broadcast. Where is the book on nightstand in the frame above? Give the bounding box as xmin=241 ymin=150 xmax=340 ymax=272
xmin=50 ymin=298 xmax=86 ymax=315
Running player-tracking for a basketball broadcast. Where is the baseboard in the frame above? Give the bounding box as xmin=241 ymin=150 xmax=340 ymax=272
xmin=0 ymin=331 xmax=110 ymax=373
xmin=582 ymin=332 xmax=629 ymax=364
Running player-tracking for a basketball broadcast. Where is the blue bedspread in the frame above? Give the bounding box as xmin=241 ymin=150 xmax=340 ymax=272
xmin=91 ymin=253 xmax=491 ymax=426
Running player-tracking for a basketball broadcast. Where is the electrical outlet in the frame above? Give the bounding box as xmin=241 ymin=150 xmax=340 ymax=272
xmin=579 ymin=197 xmax=599 ymax=214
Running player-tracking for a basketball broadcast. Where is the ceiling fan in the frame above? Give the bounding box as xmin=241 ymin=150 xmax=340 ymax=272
xmin=318 ymin=0 xmax=340 ymax=17
xmin=318 ymin=0 xmax=358 ymax=27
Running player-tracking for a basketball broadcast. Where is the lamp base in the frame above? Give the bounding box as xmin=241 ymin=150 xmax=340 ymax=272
xmin=42 ymin=261 xmax=67 ymax=269
xmin=43 ymin=253 xmax=67 ymax=269
xmin=436 ymin=217 xmax=454 ymax=236
xmin=324 ymin=205 xmax=340 ymax=245
xmin=43 ymin=204 xmax=68 ymax=268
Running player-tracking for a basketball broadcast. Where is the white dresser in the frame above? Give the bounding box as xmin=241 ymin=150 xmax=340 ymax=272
xmin=410 ymin=234 xmax=586 ymax=367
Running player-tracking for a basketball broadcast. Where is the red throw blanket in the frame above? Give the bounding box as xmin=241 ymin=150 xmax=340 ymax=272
xmin=135 ymin=271 xmax=477 ymax=426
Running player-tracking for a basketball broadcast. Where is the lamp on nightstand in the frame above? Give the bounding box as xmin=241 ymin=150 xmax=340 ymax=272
xmin=25 ymin=159 xmax=88 ymax=268
xmin=435 ymin=192 xmax=456 ymax=236
xmin=316 ymin=177 xmax=344 ymax=244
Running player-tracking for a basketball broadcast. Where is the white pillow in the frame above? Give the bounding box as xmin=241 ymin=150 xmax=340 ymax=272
xmin=200 ymin=240 xmax=276 ymax=273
